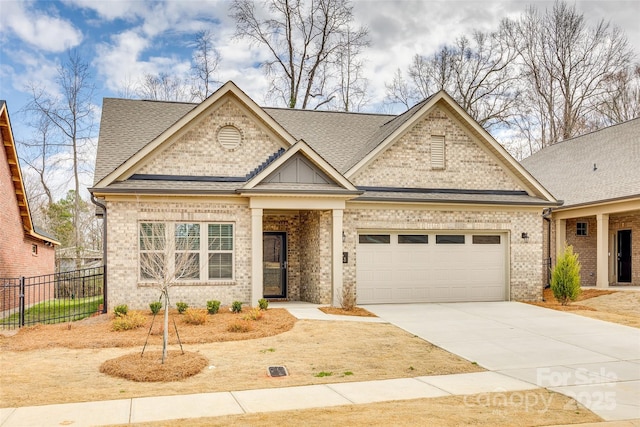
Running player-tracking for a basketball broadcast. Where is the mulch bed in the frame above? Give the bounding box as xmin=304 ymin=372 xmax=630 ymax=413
xmin=527 ymin=287 xmax=617 ymax=312
xmin=100 ymin=350 xmax=208 ymax=382
xmin=0 ymin=308 xmax=296 ymax=351
xmin=318 ymin=306 xmax=377 ymax=317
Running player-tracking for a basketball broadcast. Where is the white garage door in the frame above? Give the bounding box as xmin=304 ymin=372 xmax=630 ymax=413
xmin=356 ymin=232 xmax=507 ymax=304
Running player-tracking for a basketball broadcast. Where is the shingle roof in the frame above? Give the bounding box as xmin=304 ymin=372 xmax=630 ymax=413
xmin=94 ymin=99 xmax=196 ymax=184
xmin=94 ymin=98 xmax=393 ymax=184
xmin=521 ymin=118 xmax=640 ymax=208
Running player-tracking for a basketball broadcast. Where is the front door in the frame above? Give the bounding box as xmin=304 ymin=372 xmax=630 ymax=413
xmin=617 ymin=230 xmax=632 ymax=282
xmin=263 ymin=232 xmax=287 ymax=298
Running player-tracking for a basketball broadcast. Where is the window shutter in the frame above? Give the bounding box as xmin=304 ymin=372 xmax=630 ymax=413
xmin=431 ymin=135 xmax=445 ymax=169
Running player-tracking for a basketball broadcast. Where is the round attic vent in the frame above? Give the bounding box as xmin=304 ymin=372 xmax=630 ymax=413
xmin=217 ymin=125 xmax=242 ymax=150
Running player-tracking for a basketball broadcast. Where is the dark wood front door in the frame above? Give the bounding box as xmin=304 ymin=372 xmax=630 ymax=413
xmin=617 ymin=230 xmax=632 ymax=282
xmin=263 ymin=232 xmax=287 ymax=298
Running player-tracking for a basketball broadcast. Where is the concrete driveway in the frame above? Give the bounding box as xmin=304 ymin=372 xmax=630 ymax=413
xmin=363 ymin=301 xmax=640 ymax=422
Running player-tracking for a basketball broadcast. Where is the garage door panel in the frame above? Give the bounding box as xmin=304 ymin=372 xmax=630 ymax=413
xmin=357 ymin=232 xmax=506 ymax=304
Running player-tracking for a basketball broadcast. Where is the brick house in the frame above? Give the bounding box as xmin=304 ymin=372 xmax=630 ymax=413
xmin=90 ymin=82 xmax=559 ymax=309
xmin=0 ymin=101 xmax=58 ymax=310
xmin=522 ymin=119 xmax=640 ymax=287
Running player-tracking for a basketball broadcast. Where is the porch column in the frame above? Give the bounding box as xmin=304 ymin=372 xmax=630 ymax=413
xmin=555 ymin=219 xmax=566 ymax=260
xmin=251 ymin=208 xmax=263 ymax=306
xmin=596 ymin=213 xmax=610 ymax=288
xmin=332 ymin=209 xmax=344 ymax=307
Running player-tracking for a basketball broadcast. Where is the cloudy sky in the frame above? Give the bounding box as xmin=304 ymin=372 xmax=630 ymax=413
xmin=1 ymin=0 xmax=639 ymax=199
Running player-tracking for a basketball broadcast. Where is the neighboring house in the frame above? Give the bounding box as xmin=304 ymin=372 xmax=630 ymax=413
xmin=56 ymin=247 xmax=103 ymax=272
xmin=90 ymin=82 xmax=558 ymax=309
xmin=522 ymin=119 xmax=640 ymax=287
xmin=0 ymin=101 xmax=59 ymax=310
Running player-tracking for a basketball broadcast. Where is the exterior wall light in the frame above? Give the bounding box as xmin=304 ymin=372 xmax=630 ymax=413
xmin=521 ymin=232 xmax=529 ymax=243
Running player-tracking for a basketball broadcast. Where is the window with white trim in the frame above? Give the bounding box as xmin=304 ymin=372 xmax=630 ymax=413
xmin=139 ymin=222 xmax=234 ymax=282
xmin=208 ymin=224 xmax=233 ymax=279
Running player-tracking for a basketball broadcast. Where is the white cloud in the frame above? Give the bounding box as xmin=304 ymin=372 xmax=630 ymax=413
xmin=0 ymin=1 xmax=82 ymax=52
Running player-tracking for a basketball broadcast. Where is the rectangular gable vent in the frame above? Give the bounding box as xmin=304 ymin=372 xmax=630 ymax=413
xmin=431 ymin=135 xmax=445 ymax=169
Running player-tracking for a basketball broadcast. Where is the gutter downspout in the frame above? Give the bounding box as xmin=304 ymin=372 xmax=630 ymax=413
xmin=91 ymin=194 xmax=108 ymax=314
xmin=542 ymin=208 xmax=553 ymax=296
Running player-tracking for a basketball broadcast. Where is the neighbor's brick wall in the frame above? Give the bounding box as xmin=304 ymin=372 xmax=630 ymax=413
xmin=343 ymin=206 xmax=545 ymax=301
xmin=263 ymin=214 xmax=301 ymax=300
xmin=565 ymin=217 xmax=597 ymax=286
xmin=547 ymin=211 xmax=639 ymax=286
xmin=1 ymin=129 xmax=56 ymax=311
xmin=351 ymin=106 xmax=522 ymax=191
xmin=105 ymin=198 xmax=253 ymax=310
xmin=137 ymin=99 xmax=283 ymax=177
xmin=610 ymin=212 xmax=640 ymax=285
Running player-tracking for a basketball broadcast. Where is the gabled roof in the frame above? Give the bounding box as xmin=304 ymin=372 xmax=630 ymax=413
xmin=94 ymin=81 xmax=298 ymax=188
xmin=92 ymin=81 xmax=557 ymax=206
xmin=521 ymin=118 xmax=640 ymax=208
xmin=344 ymin=91 xmax=557 ymax=203
xmin=0 ymin=101 xmax=59 ymax=245
xmin=242 ymin=140 xmax=359 ymax=194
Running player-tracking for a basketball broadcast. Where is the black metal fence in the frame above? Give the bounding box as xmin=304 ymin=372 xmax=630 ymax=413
xmin=0 ymin=266 xmax=104 ymax=330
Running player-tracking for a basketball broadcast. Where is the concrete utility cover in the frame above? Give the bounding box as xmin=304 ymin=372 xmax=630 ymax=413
xmin=267 ymin=366 xmax=288 ymax=377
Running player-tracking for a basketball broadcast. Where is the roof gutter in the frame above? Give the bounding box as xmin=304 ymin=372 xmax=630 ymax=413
xmin=542 ymin=207 xmax=553 ymax=293
xmin=90 ymin=194 xmax=108 ymax=314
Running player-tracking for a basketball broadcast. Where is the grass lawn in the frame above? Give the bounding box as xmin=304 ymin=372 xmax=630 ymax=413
xmin=0 ymin=295 xmax=103 ymax=327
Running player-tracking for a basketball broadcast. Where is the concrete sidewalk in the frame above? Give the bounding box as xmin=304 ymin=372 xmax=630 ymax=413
xmin=0 ymin=371 xmax=540 ymax=427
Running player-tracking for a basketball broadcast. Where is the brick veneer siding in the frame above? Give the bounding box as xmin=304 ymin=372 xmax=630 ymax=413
xmin=546 ymin=211 xmax=639 ymax=286
xmin=105 ymin=198 xmax=253 ymax=309
xmin=298 ymin=210 xmax=333 ymax=304
xmin=352 ymin=107 xmax=523 ymax=191
xmin=610 ymin=212 xmax=640 ymax=285
xmin=565 ymin=217 xmax=598 ymax=286
xmin=137 ymin=99 xmax=284 ymax=177
xmin=1 ymin=128 xmax=56 ymax=311
xmin=343 ymin=205 xmax=545 ymax=301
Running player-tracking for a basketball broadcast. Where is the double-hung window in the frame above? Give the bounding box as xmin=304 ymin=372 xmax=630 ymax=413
xmin=208 ymin=224 xmax=233 ymax=279
xmin=139 ymin=223 xmax=166 ymax=280
xmin=139 ymin=222 xmax=234 ymax=282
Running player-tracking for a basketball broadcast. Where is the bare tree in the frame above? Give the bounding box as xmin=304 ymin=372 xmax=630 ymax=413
xmin=137 ymin=73 xmax=193 ymax=102
xmin=25 ymin=49 xmax=96 ymax=268
xmin=18 ymin=111 xmax=58 ymax=207
xmin=231 ymin=0 xmax=369 ymax=109
xmin=139 ymin=221 xmax=200 ymax=363
xmin=190 ymin=30 xmax=221 ymax=101
xmin=385 ymin=30 xmax=520 ymax=131
xmin=595 ymin=64 xmax=640 ymax=125
xmin=333 ymin=25 xmax=369 ymax=111
xmin=502 ymin=1 xmax=633 ymax=146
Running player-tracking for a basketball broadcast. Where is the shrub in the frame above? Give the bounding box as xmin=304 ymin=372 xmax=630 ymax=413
xmin=231 ymin=301 xmax=242 ymax=313
xmin=113 ymin=304 xmax=128 ymax=317
xmin=176 ymin=302 xmax=189 ymax=314
xmin=149 ymin=301 xmax=162 ymax=315
xmin=551 ymin=245 xmax=582 ymax=305
xmin=227 ymin=320 xmax=253 ymax=333
xmin=183 ymin=309 xmax=207 ymax=325
xmin=258 ymin=298 xmax=269 ymax=310
xmin=206 ymin=300 xmax=221 ymax=315
xmin=340 ymin=284 xmax=356 ymax=311
xmin=112 ymin=311 xmax=146 ymax=331
xmin=243 ymin=308 xmax=263 ymax=321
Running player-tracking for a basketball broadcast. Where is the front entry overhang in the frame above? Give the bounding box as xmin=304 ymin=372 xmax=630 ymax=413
xmin=248 ymin=195 xmax=348 ymax=306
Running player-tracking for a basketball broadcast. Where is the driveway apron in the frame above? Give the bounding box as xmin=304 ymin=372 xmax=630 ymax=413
xmin=363 ymin=301 xmax=640 ymax=422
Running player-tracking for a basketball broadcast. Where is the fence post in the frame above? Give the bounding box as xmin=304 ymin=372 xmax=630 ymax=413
xmin=19 ymin=276 xmax=25 ymax=328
